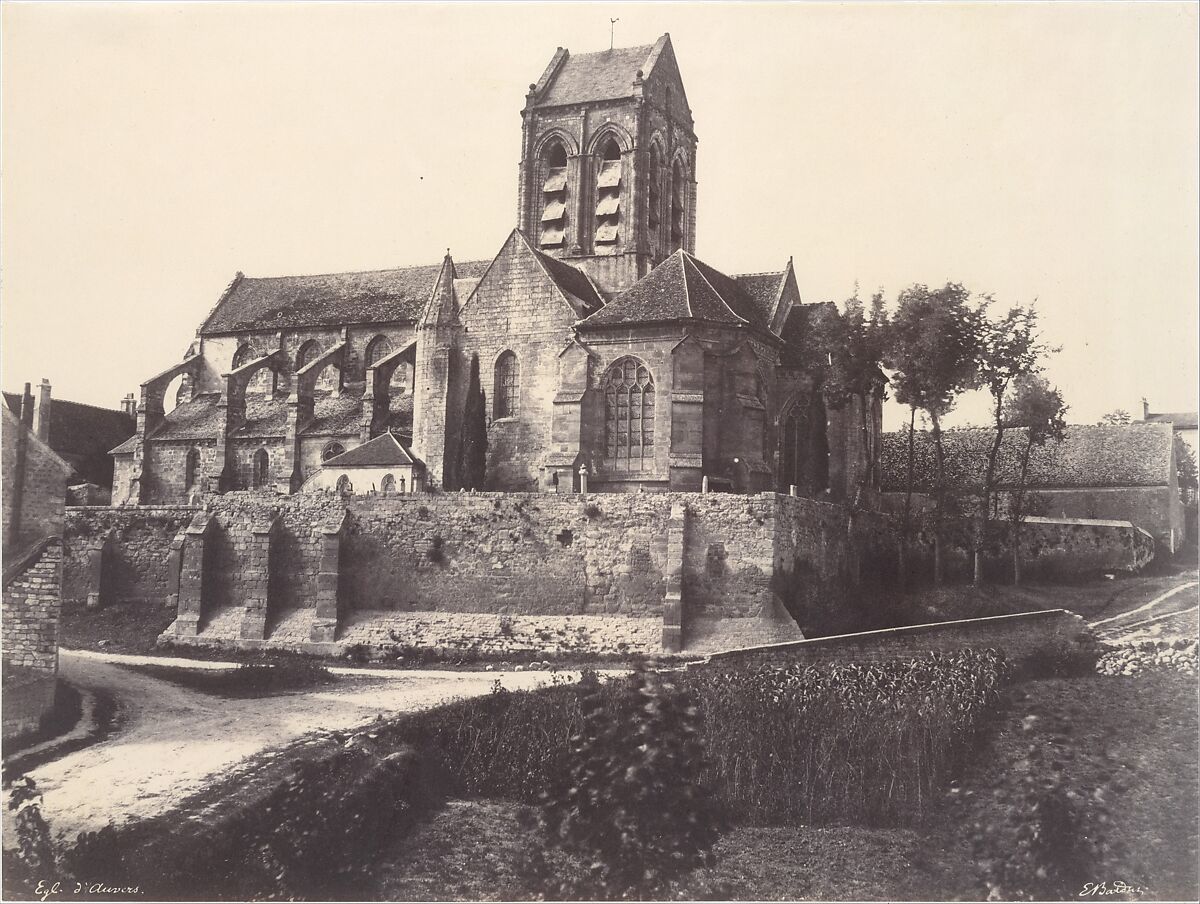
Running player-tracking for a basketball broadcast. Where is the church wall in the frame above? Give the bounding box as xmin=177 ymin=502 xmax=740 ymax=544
xmin=142 ymin=440 xmax=220 ymax=504
xmin=456 ymin=256 xmax=580 ymax=492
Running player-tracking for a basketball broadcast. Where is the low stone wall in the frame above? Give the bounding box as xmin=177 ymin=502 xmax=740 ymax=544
xmin=2 ymin=667 xmax=57 ymax=741
xmin=697 ymin=609 xmax=1092 ymax=669
xmin=2 ymin=538 xmax=63 ymax=741
xmin=63 ymin=506 xmax=195 ymax=605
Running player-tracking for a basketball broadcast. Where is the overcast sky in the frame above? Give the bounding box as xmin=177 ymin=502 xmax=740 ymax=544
xmin=2 ymin=1 xmax=1196 ymax=431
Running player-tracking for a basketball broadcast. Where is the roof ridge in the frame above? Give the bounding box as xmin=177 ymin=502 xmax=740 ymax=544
xmin=682 ymin=252 xmax=749 ymax=325
xmin=240 ymin=260 xmax=491 ymax=282
xmin=732 ymin=269 xmax=787 ymax=278
xmin=48 ymin=397 xmax=133 ymax=417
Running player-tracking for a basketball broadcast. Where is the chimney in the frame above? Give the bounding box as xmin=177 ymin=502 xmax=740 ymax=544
xmin=1142 ymin=398 xmax=1150 ymax=420
xmin=19 ymin=382 xmax=34 ymax=428
xmin=34 ymin=378 xmax=52 ymax=442
xmin=122 ymin=393 xmax=137 ymax=418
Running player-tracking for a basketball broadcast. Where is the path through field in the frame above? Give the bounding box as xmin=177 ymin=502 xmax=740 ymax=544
xmin=16 ymin=651 xmax=602 ymax=841
xmin=1089 ymin=579 xmax=1198 ymax=644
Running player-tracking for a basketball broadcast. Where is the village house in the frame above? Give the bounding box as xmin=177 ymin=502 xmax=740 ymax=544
xmin=111 ymin=34 xmax=882 ymax=507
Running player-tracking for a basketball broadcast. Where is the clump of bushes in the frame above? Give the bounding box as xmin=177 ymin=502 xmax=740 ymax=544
xmin=520 ymin=668 xmax=725 ymax=900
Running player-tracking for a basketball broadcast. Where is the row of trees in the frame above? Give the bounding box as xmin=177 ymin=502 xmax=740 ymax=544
xmin=818 ymin=282 xmax=1068 ymax=587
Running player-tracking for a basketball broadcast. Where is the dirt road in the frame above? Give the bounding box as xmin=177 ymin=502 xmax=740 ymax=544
xmin=22 ymin=652 xmax=599 ymax=841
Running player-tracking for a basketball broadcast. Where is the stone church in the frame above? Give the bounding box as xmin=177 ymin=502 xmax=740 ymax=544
xmin=113 ymin=34 xmax=882 ymax=504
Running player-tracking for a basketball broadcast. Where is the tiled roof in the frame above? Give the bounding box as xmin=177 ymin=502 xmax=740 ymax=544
xmin=4 ymin=390 xmax=134 ymax=487
xmin=149 ymin=393 xmax=224 ymax=441
xmin=733 ymin=272 xmax=785 ymax=328
xmin=879 ymin=423 xmax=1176 ymax=492
xmin=199 ymin=260 xmax=489 ymax=334
xmin=323 ymin=431 xmax=419 ymax=468
xmin=1144 ymin=411 xmax=1198 ymax=430
xmin=532 ymin=246 xmax=605 ymax=315
xmin=533 ymin=44 xmax=657 ymax=108
xmin=579 ymin=250 xmax=753 ymax=328
xmin=302 ymin=393 xmax=365 ymax=436
xmin=234 ymin=396 xmax=289 ymax=439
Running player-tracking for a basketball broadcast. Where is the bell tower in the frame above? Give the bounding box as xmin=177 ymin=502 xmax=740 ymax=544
xmin=517 ymin=34 xmax=697 ymax=293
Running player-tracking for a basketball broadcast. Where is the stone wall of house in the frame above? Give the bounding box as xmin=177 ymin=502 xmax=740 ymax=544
xmin=63 ymin=506 xmax=195 ymax=605
xmin=2 ymin=539 xmax=62 ymax=672
xmin=2 ymin=407 xmax=69 ymax=553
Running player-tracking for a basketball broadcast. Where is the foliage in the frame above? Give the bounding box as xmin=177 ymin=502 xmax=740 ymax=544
xmin=884 ymin=283 xmax=986 ymax=582
xmin=3 ymin=776 xmax=56 ymax=890
xmin=1004 ymin=375 xmax=1068 ymax=583
xmin=521 ymin=668 xmax=725 ymax=900
xmin=1175 ymin=434 xmax=1197 ymax=506
xmin=458 ymin=353 xmax=488 ymax=490
xmin=957 ymin=697 xmax=1121 ymax=901
xmin=1098 ymin=408 xmax=1132 ymax=426
xmin=972 ymin=304 xmax=1053 ymax=583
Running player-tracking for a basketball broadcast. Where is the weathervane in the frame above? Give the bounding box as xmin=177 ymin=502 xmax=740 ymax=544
xmin=610 ymin=18 xmax=619 ymax=50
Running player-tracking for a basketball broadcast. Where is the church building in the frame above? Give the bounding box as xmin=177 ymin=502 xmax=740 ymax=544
xmin=112 ymin=35 xmax=882 ymax=504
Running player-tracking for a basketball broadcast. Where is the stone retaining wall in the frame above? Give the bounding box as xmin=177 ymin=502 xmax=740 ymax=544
xmin=697 ymin=608 xmax=1092 ymax=668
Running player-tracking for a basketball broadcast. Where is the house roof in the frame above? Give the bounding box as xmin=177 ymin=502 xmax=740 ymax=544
xmin=532 ymin=245 xmax=606 ymax=315
xmin=322 ymin=431 xmax=420 ymax=468
xmin=4 ymin=390 xmax=134 ymax=487
xmin=879 ymin=423 xmax=1176 ymax=492
xmin=531 ymin=43 xmax=658 ymax=108
xmin=199 ymin=260 xmax=489 ymax=334
xmin=579 ymin=250 xmax=760 ymax=329
xmin=1144 ymin=411 xmax=1198 ymax=430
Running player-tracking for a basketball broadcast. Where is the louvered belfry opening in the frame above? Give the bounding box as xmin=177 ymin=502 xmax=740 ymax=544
xmin=594 ymin=138 xmax=622 ymax=255
xmin=670 ymin=158 xmax=686 ymax=251
xmin=539 ymin=141 xmax=568 ymax=249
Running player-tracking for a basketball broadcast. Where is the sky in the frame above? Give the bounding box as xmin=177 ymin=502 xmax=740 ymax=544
xmin=2 ymin=1 xmax=1197 ymax=431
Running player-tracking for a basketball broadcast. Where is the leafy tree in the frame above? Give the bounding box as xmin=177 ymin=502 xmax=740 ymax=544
xmin=1004 ymin=375 xmax=1068 ymax=584
xmin=885 ymin=283 xmax=984 ymax=584
xmin=458 ymin=354 xmax=488 ymax=490
xmin=972 ymin=304 xmax=1053 ymax=585
xmin=810 ymin=288 xmax=890 ymax=509
xmin=1176 ymin=434 xmax=1197 ymax=507
xmin=1099 ymin=409 xmax=1132 ymax=426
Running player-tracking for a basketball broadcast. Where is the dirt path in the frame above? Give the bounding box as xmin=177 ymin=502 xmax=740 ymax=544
xmin=23 ymin=652 xmax=601 ymax=841
xmin=1090 ymin=578 xmax=1199 ymax=644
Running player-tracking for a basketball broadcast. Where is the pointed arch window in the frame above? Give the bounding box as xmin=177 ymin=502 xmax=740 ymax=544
xmin=604 ymin=358 xmax=655 ymax=471
xmin=539 ymin=140 xmax=568 ymax=249
xmin=780 ymin=396 xmax=829 ymax=495
xmin=232 ymin=343 xmax=275 ymax=395
xmin=365 ymin=335 xmax=391 ymax=369
xmin=494 ymin=351 xmax=519 ymax=419
xmin=252 ymin=448 xmax=270 ymax=489
xmin=296 ymin=340 xmax=321 ymax=372
xmin=594 ymin=137 xmax=622 ymax=254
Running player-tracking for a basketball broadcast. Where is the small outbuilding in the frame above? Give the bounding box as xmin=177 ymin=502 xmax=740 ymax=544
xmin=300 ymin=430 xmax=425 ymax=496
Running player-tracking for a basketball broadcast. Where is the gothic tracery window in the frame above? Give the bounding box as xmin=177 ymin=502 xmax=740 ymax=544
xmin=594 ymin=137 xmax=622 ymax=255
xmin=603 ymin=358 xmax=655 ymax=471
xmin=365 ymin=335 xmax=392 ymax=369
xmin=322 ymin=442 xmax=345 ymax=462
xmin=539 ymin=140 xmax=568 ymax=249
xmin=494 ymin=351 xmax=519 ymax=419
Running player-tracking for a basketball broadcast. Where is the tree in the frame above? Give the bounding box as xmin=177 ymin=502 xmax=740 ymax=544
xmin=812 ymin=288 xmax=890 ymax=507
xmin=458 ymin=354 xmax=488 ymax=490
xmin=1099 ymin=409 xmax=1132 ymax=426
xmin=885 ymin=283 xmax=984 ymax=585
xmin=1005 ymin=375 xmax=1068 ymax=584
xmin=972 ymin=304 xmax=1053 ymax=585
xmin=1176 ymin=434 xmax=1197 ymax=506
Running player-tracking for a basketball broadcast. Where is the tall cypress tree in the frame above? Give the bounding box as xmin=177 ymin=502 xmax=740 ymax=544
xmin=459 ymin=353 xmax=488 ymax=490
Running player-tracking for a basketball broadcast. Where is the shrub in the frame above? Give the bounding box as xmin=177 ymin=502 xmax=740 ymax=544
xmin=521 ymin=668 xmax=725 ymax=899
